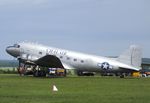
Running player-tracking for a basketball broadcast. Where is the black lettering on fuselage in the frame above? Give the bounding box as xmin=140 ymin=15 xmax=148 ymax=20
xmin=46 ymin=49 xmax=67 ymax=56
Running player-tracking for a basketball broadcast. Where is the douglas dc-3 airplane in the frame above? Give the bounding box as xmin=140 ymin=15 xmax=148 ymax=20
xmin=6 ymin=42 xmax=142 ymax=77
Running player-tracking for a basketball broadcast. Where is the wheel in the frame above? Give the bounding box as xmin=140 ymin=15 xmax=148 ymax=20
xmin=120 ymin=74 xmax=125 ymax=78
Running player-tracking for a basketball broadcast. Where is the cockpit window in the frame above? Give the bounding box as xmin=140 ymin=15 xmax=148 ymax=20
xmin=14 ymin=44 xmax=20 ymax=48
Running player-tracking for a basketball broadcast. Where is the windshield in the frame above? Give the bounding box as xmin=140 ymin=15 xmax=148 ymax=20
xmin=13 ymin=44 xmax=20 ymax=48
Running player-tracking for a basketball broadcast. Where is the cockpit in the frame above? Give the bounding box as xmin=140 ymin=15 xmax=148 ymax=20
xmin=7 ymin=44 xmax=20 ymax=48
xmin=14 ymin=44 xmax=20 ymax=48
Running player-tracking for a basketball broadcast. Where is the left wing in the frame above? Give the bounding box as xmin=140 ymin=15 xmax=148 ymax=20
xmin=35 ymin=55 xmax=64 ymax=68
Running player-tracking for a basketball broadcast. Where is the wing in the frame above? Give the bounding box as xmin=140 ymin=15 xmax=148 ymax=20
xmin=61 ymin=62 xmax=76 ymax=70
xmin=35 ymin=55 xmax=64 ymax=68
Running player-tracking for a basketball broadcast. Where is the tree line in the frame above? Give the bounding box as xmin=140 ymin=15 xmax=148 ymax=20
xmin=0 ymin=60 xmax=18 ymax=67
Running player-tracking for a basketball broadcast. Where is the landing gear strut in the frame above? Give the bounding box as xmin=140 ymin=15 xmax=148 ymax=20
xmin=17 ymin=61 xmax=25 ymax=76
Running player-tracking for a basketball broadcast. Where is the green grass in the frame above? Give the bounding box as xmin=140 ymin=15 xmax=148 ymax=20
xmin=0 ymin=74 xmax=150 ymax=103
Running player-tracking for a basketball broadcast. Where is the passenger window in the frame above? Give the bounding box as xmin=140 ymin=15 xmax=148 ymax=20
xmin=67 ymin=57 xmax=70 ymax=60
xmin=74 ymin=59 xmax=77 ymax=61
xmin=39 ymin=52 xmax=42 ymax=55
xmin=17 ymin=45 xmax=20 ymax=48
xmin=60 ymin=56 xmax=63 ymax=59
xmin=81 ymin=60 xmax=84 ymax=63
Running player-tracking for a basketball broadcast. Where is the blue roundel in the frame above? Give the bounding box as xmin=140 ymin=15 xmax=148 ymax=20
xmin=97 ymin=62 xmax=112 ymax=70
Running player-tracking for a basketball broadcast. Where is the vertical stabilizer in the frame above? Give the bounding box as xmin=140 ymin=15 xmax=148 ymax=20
xmin=117 ymin=45 xmax=142 ymax=68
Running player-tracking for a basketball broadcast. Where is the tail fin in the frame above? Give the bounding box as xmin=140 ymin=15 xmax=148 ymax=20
xmin=117 ymin=45 xmax=142 ymax=68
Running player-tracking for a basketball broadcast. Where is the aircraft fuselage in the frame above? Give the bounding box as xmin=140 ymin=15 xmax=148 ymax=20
xmin=6 ymin=42 xmax=141 ymax=74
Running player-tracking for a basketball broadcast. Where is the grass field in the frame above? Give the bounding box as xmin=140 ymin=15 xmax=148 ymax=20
xmin=0 ymin=74 xmax=150 ymax=103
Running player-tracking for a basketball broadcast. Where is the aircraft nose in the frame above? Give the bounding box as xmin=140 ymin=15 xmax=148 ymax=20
xmin=6 ymin=46 xmax=12 ymax=54
xmin=6 ymin=46 xmax=20 ymax=57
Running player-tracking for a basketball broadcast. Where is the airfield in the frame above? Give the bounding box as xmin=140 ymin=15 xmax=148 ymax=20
xmin=0 ymin=74 xmax=150 ymax=103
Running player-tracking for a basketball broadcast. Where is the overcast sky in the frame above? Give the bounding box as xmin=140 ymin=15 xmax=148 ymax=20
xmin=0 ymin=0 xmax=150 ymax=59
